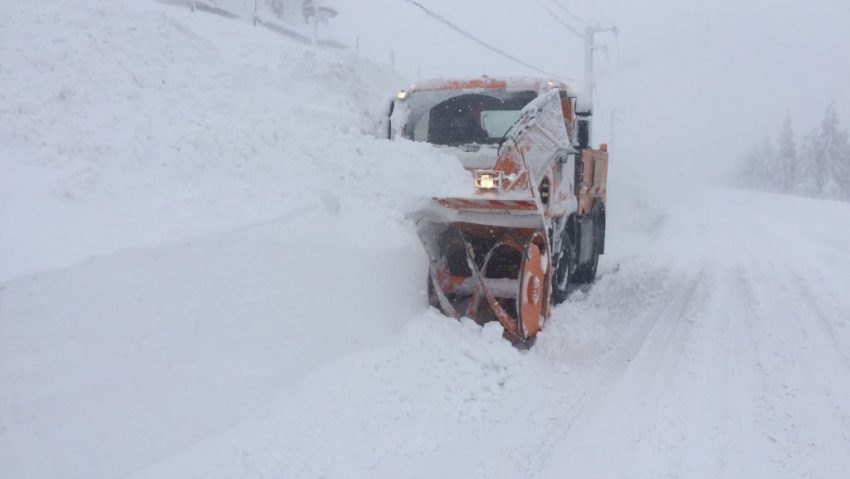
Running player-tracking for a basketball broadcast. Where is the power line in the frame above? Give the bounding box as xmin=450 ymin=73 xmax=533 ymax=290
xmin=403 ymin=0 xmax=571 ymax=80
xmin=548 ymin=0 xmax=587 ymax=28
xmin=538 ymin=1 xmax=583 ymax=40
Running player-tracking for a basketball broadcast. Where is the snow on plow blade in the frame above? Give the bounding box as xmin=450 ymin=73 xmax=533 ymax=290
xmin=416 ymin=196 xmax=544 ymax=229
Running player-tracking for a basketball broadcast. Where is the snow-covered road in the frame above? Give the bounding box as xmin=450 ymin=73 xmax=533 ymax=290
xmin=4 ymin=185 xmax=849 ymax=479
xmin=2 ymin=1 xmax=849 ymax=477
xmin=533 ymin=189 xmax=850 ymax=478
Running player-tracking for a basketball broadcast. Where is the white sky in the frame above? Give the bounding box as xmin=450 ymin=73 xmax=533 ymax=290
xmin=331 ymin=0 xmax=850 ymax=181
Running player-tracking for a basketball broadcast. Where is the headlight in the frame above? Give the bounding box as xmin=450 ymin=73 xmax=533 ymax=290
xmin=396 ymin=90 xmax=408 ymax=100
xmin=474 ymin=170 xmax=503 ymax=194
xmin=478 ymin=174 xmax=495 ymax=189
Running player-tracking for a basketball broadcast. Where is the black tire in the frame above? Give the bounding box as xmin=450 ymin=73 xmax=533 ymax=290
xmin=551 ymin=222 xmax=574 ymax=304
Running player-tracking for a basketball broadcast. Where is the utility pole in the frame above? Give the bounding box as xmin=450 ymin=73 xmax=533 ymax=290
xmin=583 ymin=23 xmax=618 ymax=104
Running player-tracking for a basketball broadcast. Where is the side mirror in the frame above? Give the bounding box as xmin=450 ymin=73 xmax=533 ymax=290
xmin=556 ymin=148 xmax=577 ymax=164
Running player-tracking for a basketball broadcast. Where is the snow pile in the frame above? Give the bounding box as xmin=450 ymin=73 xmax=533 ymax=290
xmin=0 ymin=0 xmax=468 ymax=281
xmin=116 ymin=313 xmax=557 ymax=479
xmin=0 ymin=2 xmax=474 ymax=477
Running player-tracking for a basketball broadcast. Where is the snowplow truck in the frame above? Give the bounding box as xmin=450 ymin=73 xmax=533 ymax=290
xmin=383 ymin=78 xmax=608 ymax=345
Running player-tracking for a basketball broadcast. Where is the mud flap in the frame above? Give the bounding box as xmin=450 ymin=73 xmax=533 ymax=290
xmin=578 ymin=216 xmax=596 ymax=264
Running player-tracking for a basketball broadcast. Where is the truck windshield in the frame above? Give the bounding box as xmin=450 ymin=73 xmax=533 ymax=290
xmin=403 ymin=90 xmax=537 ymax=146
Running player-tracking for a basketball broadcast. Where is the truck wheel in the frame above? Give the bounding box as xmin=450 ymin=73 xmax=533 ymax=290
xmin=551 ymin=224 xmax=573 ymax=304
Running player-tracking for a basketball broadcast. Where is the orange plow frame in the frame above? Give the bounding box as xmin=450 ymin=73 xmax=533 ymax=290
xmin=424 ymin=222 xmax=551 ymax=343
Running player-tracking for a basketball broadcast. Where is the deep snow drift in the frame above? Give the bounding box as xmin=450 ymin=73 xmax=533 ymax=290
xmin=0 ymin=0 xmax=468 ymax=282
xmin=2 ymin=1 xmax=850 ymax=478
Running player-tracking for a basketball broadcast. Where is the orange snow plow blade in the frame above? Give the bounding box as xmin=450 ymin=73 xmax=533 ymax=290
xmin=419 ymin=220 xmax=549 ymax=343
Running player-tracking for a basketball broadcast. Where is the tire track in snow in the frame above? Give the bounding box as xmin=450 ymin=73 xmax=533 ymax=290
xmin=531 ymin=190 xmax=850 ymax=478
xmin=732 ymin=212 xmax=850 ymax=478
xmin=710 ymin=266 xmax=767 ymax=477
xmin=517 ymin=262 xmax=710 ymax=478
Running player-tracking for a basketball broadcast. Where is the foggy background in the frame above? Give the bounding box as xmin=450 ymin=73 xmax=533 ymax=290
xmin=332 ymin=0 xmax=850 ymax=183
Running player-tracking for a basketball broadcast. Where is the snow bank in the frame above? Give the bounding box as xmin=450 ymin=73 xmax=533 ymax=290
xmin=0 ymin=0 xmax=468 ymax=282
xmin=1 ymin=2 xmax=471 ymax=476
xmin=120 ymin=315 xmax=546 ymax=479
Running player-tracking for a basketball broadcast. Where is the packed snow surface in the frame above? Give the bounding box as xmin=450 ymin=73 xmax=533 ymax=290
xmin=3 ymin=1 xmax=850 ymax=478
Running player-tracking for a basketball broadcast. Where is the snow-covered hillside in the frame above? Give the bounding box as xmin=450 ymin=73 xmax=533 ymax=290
xmin=2 ymin=1 xmax=850 ymax=478
xmin=0 ymin=0 xmax=468 ymax=282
